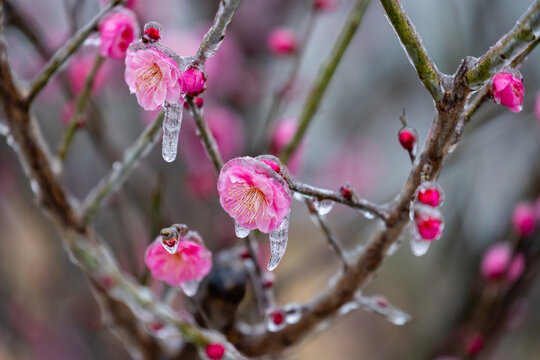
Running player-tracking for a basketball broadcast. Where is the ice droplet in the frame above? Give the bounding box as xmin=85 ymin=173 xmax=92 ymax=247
xmin=235 ymin=222 xmax=250 ymax=238
xmin=410 ymin=236 xmax=431 ymax=256
xmin=162 ymin=101 xmax=184 ymax=163
xmin=387 ymin=309 xmax=411 ymax=326
xmin=359 ymin=210 xmax=375 ymax=220
xmin=267 ymin=211 xmax=290 ymax=271
xmin=313 ymin=199 xmax=334 ymax=216
xmin=180 ymin=280 xmax=200 ymax=297
xmin=266 ymin=309 xmax=286 ymax=332
xmin=284 ymin=304 xmax=302 ymax=325
xmin=161 ymin=237 xmax=179 ymax=254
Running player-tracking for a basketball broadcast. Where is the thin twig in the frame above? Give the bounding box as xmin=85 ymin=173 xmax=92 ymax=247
xmin=306 ymin=199 xmax=349 ymax=271
xmin=465 ymin=0 xmax=540 ymax=87
xmin=25 ymin=0 xmax=123 ymax=104
xmin=379 ymin=0 xmax=444 ymax=101
xmin=57 ymin=53 xmax=104 ymax=162
xmin=280 ymin=0 xmax=371 ymax=163
xmin=80 ymin=111 xmax=165 ymax=226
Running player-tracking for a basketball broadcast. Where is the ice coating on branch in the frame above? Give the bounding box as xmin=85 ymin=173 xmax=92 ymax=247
xmin=162 ymin=101 xmax=184 ymax=162
xmin=197 ymin=0 xmax=242 ymax=61
xmin=234 ymin=222 xmax=250 ymax=238
xmin=268 ymin=210 xmax=290 ymax=271
xmin=284 ymin=303 xmax=302 ymax=324
xmin=357 ymin=295 xmax=411 ymax=326
xmin=313 ymin=199 xmax=334 ymax=216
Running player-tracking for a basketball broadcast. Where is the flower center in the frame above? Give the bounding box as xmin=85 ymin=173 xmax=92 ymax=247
xmin=227 ymin=183 xmax=267 ymax=224
xmin=135 ymin=63 xmax=162 ymax=95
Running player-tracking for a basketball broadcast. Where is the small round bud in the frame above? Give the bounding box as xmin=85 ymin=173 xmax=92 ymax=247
xmin=339 ymin=183 xmax=354 ymax=201
xmin=415 ymin=181 xmax=444 ymax=207
xmin=205 ymin=343 xmax=225 ymax=360
xmin=267 ymin=28 xmax=298 ymax=55
xmin=512 ymin=203 xmax=536 ymax=237
xmin=398 ymin=126 xmax=417 ymax=154
xmin=143 ymin=21 xmax=163 ymax=42
xmin=182 ymin=67 xmax=206 ymax=96
xmin=412 ymin=204 xmax=444 ymax=241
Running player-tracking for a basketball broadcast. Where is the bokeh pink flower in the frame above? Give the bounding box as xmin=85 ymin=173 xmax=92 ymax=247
xmin=512 ymin=202 xmax=536 ymax=237
xmin=267 ymin=28 xmax=298 ymax=56
xmin=99 ymin=9 xmax=139 ymax=60
xmin=125 ymin=47 xmax=182 ymax=110
xmin=270 ymin=118 xmax=304 ymax=174
xmin=67 ymin=53 xmax=108 ymax=95
xmin=481 ymin=243 xmax=525 ymax=282
xmin=491 ymin=72 xmax=524 ymax=113
xmin=145 ymin=232 xmax=212 ymax=286
xmin=217 ymin=157 xmax=291 ymax=233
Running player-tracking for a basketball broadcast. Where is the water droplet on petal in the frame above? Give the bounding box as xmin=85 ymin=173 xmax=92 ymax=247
xmin=235 ymin=222 xmax=250 ymax=238
xmin=180 ymin=280 xmax=200 ymax=297
xmin=162 ymin=101 xmax=184 ymax=163
xmin=410 ymin=236 xmax=431 ymax=256
xmin=313 ymin=199 xmax=334 ymax=216
xmin=267 ymin=211 xmax=290 ymax=271
xmin=162 ymin=237 xmax=179 ymax=254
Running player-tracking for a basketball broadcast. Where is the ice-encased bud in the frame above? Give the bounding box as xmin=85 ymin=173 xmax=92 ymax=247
xmin=143 ymin=21 xmax=163 ymax=42
xmin=415 ymin=181 xmax=444 ymax=207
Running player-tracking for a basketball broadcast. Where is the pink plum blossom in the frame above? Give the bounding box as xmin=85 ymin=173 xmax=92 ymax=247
xmin=144 ymin=232 xmax=212 ymax=286
xmin=481 ymin=243 xmax=526 ymax=282
xmin=512 ymin=203 xmax=536 ymax=237
xmin=125 ymin=47 xmax=182 ymax=110
xmin=217 ymin=157 xmax=292 ymax=233
xmin=270 ymin=118 xmax=304 ymax=174
xmin=99 ymin=9 xmax=139 ymax=60
xmin=491 ymin=72 xmax=524 ymax=113
xmin=267 ymin=28 xmax=298 ymax=55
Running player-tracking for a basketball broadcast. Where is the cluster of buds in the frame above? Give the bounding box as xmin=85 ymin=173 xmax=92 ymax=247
xmin=409 ymin=182 xmax=445 ymax=256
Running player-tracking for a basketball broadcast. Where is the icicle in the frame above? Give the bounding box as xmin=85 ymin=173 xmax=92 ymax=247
xmin=410 ymin=236 xmax=431 ymax=257
xmin=162 ymin=100 xmax=184 ymax=162
xmin=235 ymin=222 xmax=251 ymax=238
xmin=313 ymin=199 xmax=334 ymax=216
xmin=161 ymin=237 xmax=179 ymax=254
xmin=267 ymin=211 xmax=290 ymax=271
xmin=180 ymin=280 xmax=200 ymax=297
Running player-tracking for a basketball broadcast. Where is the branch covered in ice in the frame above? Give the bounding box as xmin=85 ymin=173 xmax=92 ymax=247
xmin=465 ymin=0 xmax=540 ymax=88
xmin=379 ymin=0 xmax=444 ymax=101
xmin=195 ymin=0 xmax=243 ymax=65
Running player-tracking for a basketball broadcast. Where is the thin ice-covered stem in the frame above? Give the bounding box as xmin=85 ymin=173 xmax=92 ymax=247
xmin=25 ymin=0 xmax=124 ymax=104
xmin=379 ymin=0 xmax=444 ymax=101
xmin=57 ymin=53 xmax=104 ymax=162
xmin=186 ymin=97 xmax=224 ymax=170
xmin=80 ymin=111 xmax=164 ymax=226
xmin=465 ymin=0 xmax=540 ymax=87
xmin=286 ymin=177 xmax=387 ymax=221
xmin=195 ymin=0 xmax=243 ymax=65
xmin=280 ymin=0 xmax=371 ymax=164
xmin=306 ymin=200 xmax=349 ymax=271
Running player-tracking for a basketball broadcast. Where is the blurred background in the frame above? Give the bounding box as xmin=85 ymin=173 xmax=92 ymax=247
xmin=1 ymin=0 xmax=540 ymax=359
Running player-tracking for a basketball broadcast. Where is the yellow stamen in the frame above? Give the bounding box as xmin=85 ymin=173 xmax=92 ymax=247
xmin=227 ymin=183 xmax=267 ymax=224
xmin=135 ymin=63 xmax=162 ymax=95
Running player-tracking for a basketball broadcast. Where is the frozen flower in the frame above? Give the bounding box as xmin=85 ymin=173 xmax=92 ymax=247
xmin=125 ymin=47 xmax=182 ymax=110
xmin=267 ymin=28 xmax=298 ymax=55
xmin=270 ymin=118 xmax=304 ymax=174
xmin=99 ymin=9 xmax=139 ymax=60
xmin=512 ymin=203 xmax=536 ymax=237
xmin=481 ymin=243 xmax=526 ymax=282
xmin=144 ymin=232 xmax=212 ymax=287
xmin=398 ymin=126 xmax=417 ymax=155
xmin=217 ymin=157 xmax=291 ymax=233
xmin=491 ymin=72 xmax=524 ymax=113
xmin=205 ymin=343 xmax=225 ymax=360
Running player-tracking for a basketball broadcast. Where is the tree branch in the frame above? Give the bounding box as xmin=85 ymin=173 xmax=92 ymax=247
xmin=379 ymin=0 xmax=444 ymax=101
xmin=280 ymin=0 xmax=371 ymax=163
